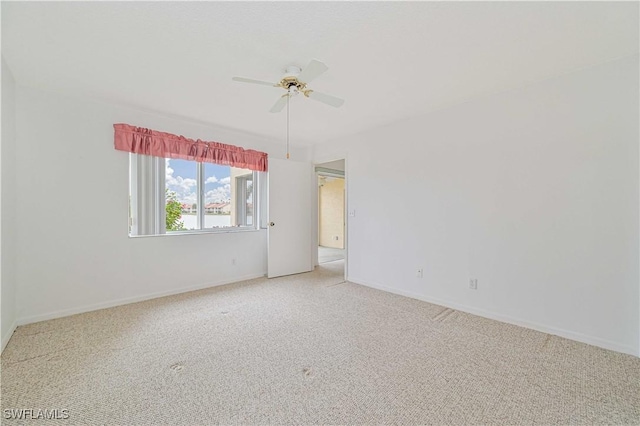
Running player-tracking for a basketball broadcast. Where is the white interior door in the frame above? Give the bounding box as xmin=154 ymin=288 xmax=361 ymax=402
xmin=268 ymin=158 xmax=312 ymax=278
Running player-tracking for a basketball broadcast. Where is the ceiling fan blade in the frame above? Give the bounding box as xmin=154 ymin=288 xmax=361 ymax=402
xmin=306 ymin=91 xmax=344 ymax=108
xmin=270 ymin=95 xmax=289 ymax=113
xmin=232 ymin=77 xmax=278 ymax=87
xmin=296 ymin=59 xmax=328 ymax=84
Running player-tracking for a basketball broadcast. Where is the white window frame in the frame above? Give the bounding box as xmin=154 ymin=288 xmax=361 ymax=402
xmin=129 ymin=154 xmax=263 ymax=237
xmin=235 ymin=174 xmax=254 ymax=227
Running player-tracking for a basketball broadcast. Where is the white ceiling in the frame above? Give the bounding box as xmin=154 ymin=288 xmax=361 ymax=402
xmin=2 ymin=2 xmax=638 ymax=146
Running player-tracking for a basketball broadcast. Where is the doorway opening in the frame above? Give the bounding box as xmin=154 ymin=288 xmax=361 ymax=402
xmin=315 ymin=159 xmax=346 ymax=278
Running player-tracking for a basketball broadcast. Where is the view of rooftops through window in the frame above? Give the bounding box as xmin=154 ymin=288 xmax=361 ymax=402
xmin=166 ymin=159 xmax=253 ymax=231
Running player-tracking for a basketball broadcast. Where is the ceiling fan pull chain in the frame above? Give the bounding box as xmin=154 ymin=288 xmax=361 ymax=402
xmin=286 ymin=94 xmax=290 ymax=159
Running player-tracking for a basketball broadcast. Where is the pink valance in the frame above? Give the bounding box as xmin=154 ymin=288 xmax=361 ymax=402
xmin=113 ymin=123 xmax=268 ymax=172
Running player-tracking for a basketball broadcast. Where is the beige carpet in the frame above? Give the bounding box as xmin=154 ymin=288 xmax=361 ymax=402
xmin=2 ymin=261 xmax=639 ymax=425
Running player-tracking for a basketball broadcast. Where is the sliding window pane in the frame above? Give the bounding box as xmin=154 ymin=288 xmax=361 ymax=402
xmin=230 ymin=167 xmax=254 ymax=227
xmin=245 ymin=176 xmax=254 ymax=226
xmin=203 ymin=163 xmax=232 ymax=229
xmin=165 ymin=159 xmax=198 ymax=231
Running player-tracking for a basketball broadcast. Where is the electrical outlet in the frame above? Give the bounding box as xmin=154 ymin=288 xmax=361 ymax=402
xmin=416 ymin=268 xmax=423 ymax=278
xmin=469 ymin=279 xmax=478 ymax=290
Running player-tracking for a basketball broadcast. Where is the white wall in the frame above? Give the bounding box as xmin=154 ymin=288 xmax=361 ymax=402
xmin=314 ymin=55 xmax=640 ymax=356
xmin=1 ymin=57 xmax=18 ymax=351
xmin=14 ymin=86 xmax=309 ymax=324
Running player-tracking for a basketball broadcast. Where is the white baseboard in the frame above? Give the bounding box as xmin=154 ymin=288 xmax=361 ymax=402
xmin=1 ymin=321 xmax=17 ymax=354
xmin=16 ymin=273 xmax=266 ymax=326
xmin=347 ymin=276 xmax=638 ymax=357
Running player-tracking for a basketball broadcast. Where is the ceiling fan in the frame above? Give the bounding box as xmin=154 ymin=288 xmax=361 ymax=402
xmin=232 ymin=59 xmax=345 ymax=113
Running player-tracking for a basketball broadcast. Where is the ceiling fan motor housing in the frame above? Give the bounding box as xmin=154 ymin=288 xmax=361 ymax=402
xmin=279 ymin=76 xmax=306 ymax=95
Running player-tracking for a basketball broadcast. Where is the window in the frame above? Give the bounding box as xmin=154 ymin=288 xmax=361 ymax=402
xmin=234 ymin=173 xmax=253 ymax=227
xmin=129 ymin=155 xmax=263 ymax=236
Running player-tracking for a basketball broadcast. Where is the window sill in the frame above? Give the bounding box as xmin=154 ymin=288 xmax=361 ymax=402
xmin=128 ymin=227 xmax=264 ymax=239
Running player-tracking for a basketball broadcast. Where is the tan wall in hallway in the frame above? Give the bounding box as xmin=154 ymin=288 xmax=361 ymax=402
xmin=319 ymin=177 xmax=344 ymax=249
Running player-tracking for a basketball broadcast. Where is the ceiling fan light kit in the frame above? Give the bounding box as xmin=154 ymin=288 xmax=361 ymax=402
xmin=233 ymin=59 xmax=344 ymax=159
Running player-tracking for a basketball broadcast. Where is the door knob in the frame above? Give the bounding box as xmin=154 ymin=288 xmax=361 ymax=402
xmin=269 ymin=222 xmax=275 ymax=227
